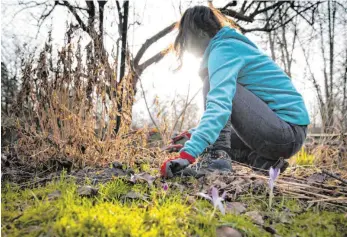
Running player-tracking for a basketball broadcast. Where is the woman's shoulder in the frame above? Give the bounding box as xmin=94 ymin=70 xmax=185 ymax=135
xmin=209 ymin=27 xmax=255 ymax=48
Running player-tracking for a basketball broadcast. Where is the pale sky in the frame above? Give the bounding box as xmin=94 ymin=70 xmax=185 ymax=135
xmin=2 ymin=0 xmax=338 ymax=127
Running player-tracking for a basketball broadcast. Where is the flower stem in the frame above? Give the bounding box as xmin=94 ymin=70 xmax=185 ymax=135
xmin=269 ymin=188 xmax=273 ymax=210
xmin=210 ymin=206 xmax=217 ymax=221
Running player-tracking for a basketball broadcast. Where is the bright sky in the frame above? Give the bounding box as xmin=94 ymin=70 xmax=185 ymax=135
xmin=2 ymin=0 xmax=331 ymax=126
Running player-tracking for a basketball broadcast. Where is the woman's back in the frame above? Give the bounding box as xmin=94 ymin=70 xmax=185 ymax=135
xmin=201 ymin=26 xmax=310 ymax=125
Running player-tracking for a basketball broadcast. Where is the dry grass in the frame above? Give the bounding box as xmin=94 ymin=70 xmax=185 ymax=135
xmin=290 ymin=134 xmax=347 ymax=179
xmin=2 ymin=36 xmax=167 ymax=169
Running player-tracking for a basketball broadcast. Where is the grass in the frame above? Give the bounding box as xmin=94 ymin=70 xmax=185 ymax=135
xmin=291 ymin=147 xmax=316 ymax=166
xmin=2 ymin=173 xmax=346 ymax=237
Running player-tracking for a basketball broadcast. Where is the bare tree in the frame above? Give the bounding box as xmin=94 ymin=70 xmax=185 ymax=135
xmin=263 ymin=2 xmax=299 ymax=77
xmin=215 ymin=1 xmax=321 ymax=33
xmin=1 ymin=62 xmax=18 ymax=114
xmin=12 ymin=0 xmax=326 ymax=133
xmin=296 ymin=0 xmax=346 ymax=133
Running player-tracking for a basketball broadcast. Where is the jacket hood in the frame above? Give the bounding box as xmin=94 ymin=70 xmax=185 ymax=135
xmin=199 ymin=26 xmax=258 ymax=73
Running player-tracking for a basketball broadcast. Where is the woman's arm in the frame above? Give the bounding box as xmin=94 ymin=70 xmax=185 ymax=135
xmin=181 ymin=42 xmax=245 ymax=157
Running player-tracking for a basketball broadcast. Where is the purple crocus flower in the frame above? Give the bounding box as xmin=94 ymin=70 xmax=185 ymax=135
xmin=269 ymin=167 xmax=280 ymax=190
xmin=198 ymin=186 xmax=226 ymax=215
xmin=162 ymin=182 xmax=169 ymax=191
xmin=268 ymin=166 xmax=280 ymax=209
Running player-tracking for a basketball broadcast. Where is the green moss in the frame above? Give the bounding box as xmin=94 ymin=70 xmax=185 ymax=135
xmin=275 ymin=211 xmax=347 ymax=237
xmin=2 ymin=177 xmax=346 ymax=237
xmin=140 ymin=163 xmax=151 ymax=173
xmin=221 ymin=215 xmax=271 ymax=237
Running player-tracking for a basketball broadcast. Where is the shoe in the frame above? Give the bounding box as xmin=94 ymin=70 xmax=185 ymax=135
xmin=192 ymin=147 xmax=232 ymax=173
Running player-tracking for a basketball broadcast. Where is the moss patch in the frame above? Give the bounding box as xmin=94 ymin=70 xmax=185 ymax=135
xmin=2 ymin=175 xmax=346 ymax=237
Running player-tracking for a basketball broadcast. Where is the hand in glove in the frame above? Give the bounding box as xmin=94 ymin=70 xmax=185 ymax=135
xmin=163 ymin=131 xmax=191 ymax=153
xmin=160 ymin=151 xmax=195 ymax=178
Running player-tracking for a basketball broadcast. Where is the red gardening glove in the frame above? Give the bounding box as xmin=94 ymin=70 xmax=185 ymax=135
xmin=171 ymin=131 xmax=191 ymax=143
xmin=163 ymin=131 xmax=192 ymax=153
xmin=160 ymin=151 xmax=195 ymax=178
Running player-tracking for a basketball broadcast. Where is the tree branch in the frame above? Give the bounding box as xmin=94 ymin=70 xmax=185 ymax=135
xmin=242 ymin=2 xmax=321 ymax=33
xmin=57 ymin=1 xmax=89 ymax=34
xmin=116 ymin=0 xmax=123 ymax=25
xmin=218 ymin=8 xmax=254 ymax=22
xmin=298 ymin=34 xmax=325 ymax=112
xmin=39 ymin=3 xmax=57 ymax=24
xmin=171 ymin=87 xmax=201 ymax=136
xmin=137 ymin=46 xmax=171 ymax=74
xmin=134 ymin=22 xmax=176 ymax=68
xmin=250 ymin=2 xmax=285 ymax=18
xmin=138 ymin=75 xmax=161 ymax=135
xmin=86 ymin=0 xmax=95 ymax=36
xmin=218 ymin=2 xmax=284 ymax=23
xmin=98 ymin=1 xmax=107 ymax=38
xmin=221 ymin=1 xmax=237 ymax=10
xmin=55 ymin=1 xmax=88 ymax=11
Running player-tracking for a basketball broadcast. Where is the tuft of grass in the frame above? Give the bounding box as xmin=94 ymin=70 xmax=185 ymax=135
xmin=291 ymin=147 xmax=315 ymax=166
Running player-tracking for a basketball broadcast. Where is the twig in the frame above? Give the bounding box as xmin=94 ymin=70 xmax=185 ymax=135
xmin=138 ymin=75 xmax=161 ymax=135
xmin=30 ymin=147 xmax=50 ymax=158
xmin=307 ymin=197 xmax=347 ymax=203
xmin=281 ymin=190 xmax=314 ymax=200
xmin=322 ymin=170 xmax=347 ymax=184
xmin=285 ymin=188 xmax=333 ymax=199
xmin=170 ymin=87 xmax=202 ymax=137
xmin=248 ymin=173 xmax=347 ymax=195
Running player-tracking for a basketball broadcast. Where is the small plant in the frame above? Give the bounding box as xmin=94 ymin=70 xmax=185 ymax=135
xmin=293 ymin=147 xmax=315 ymax=166
xmin=198 ymin=186 xmax=226 ymax=218
xmin=268 ymin=167 xmax=280 ymax=209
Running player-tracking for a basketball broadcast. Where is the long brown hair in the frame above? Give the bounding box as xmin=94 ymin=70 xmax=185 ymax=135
xmin=174 ymin=5 xmax=238 ymax=69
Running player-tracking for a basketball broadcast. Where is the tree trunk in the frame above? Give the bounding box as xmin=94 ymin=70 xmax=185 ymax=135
xmin=115 ymin=0 xmax=129 ymax=134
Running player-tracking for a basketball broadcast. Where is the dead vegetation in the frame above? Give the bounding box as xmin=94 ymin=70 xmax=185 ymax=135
xmin=1 ymin=34 xmax=168 ymax=175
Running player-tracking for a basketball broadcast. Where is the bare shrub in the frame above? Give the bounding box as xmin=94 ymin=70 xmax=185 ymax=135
xmin=6 ymin=37 xmax=165 ymax=169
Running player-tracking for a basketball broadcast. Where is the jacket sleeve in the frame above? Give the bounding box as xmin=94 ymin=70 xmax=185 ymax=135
xmin=181 ymin=42 xmax=245 ymax=157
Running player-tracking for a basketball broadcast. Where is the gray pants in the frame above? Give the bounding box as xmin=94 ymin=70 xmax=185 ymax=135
xmin=201 ymin=71 xmax=307 ymax=161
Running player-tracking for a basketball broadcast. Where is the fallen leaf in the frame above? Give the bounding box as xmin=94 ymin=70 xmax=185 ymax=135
xmin=307 ymin=173 xmax=326 ymax=184
xmin=230 ymin=179 xmax=247 ymax=186
xmin=225 ymin=202 xmax=246 ymax=214
xmin=186 ymin=196 xmax=196 ymax=205
xmin=263 ymin=226 xmax=276 ymax=234
xmin=172 ymin=182 xmax=185 ymax=192
xmin=252 ymin=179 xmax=265 ymax=190
xmin=111 ymin=167 xmax=126 ymax=177
xmin=123 ymin=191 xmax=148 ymax=201
xmin=277 ymin=212 xmax=294 ymax=224
xmin=216 ymin=226 xmax=243 ymax=237
xmin=77 ymin=186 xmax=98 ymax=197
xmin=213 ymin=179 xmax=228 ymax=189
xmin=245 ymin=211 xmax=264 ymax=225
xmin=130 ymin=173 xmax=156 ymax=186
xmin=112 ymin=161 xmax=123 ymax=169
xmin=47 ymin=190 xmax=61 ymax=200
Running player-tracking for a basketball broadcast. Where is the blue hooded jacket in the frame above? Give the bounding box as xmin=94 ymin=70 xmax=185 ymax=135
xmin=181 ymin=26 xmax=310 ymax=158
